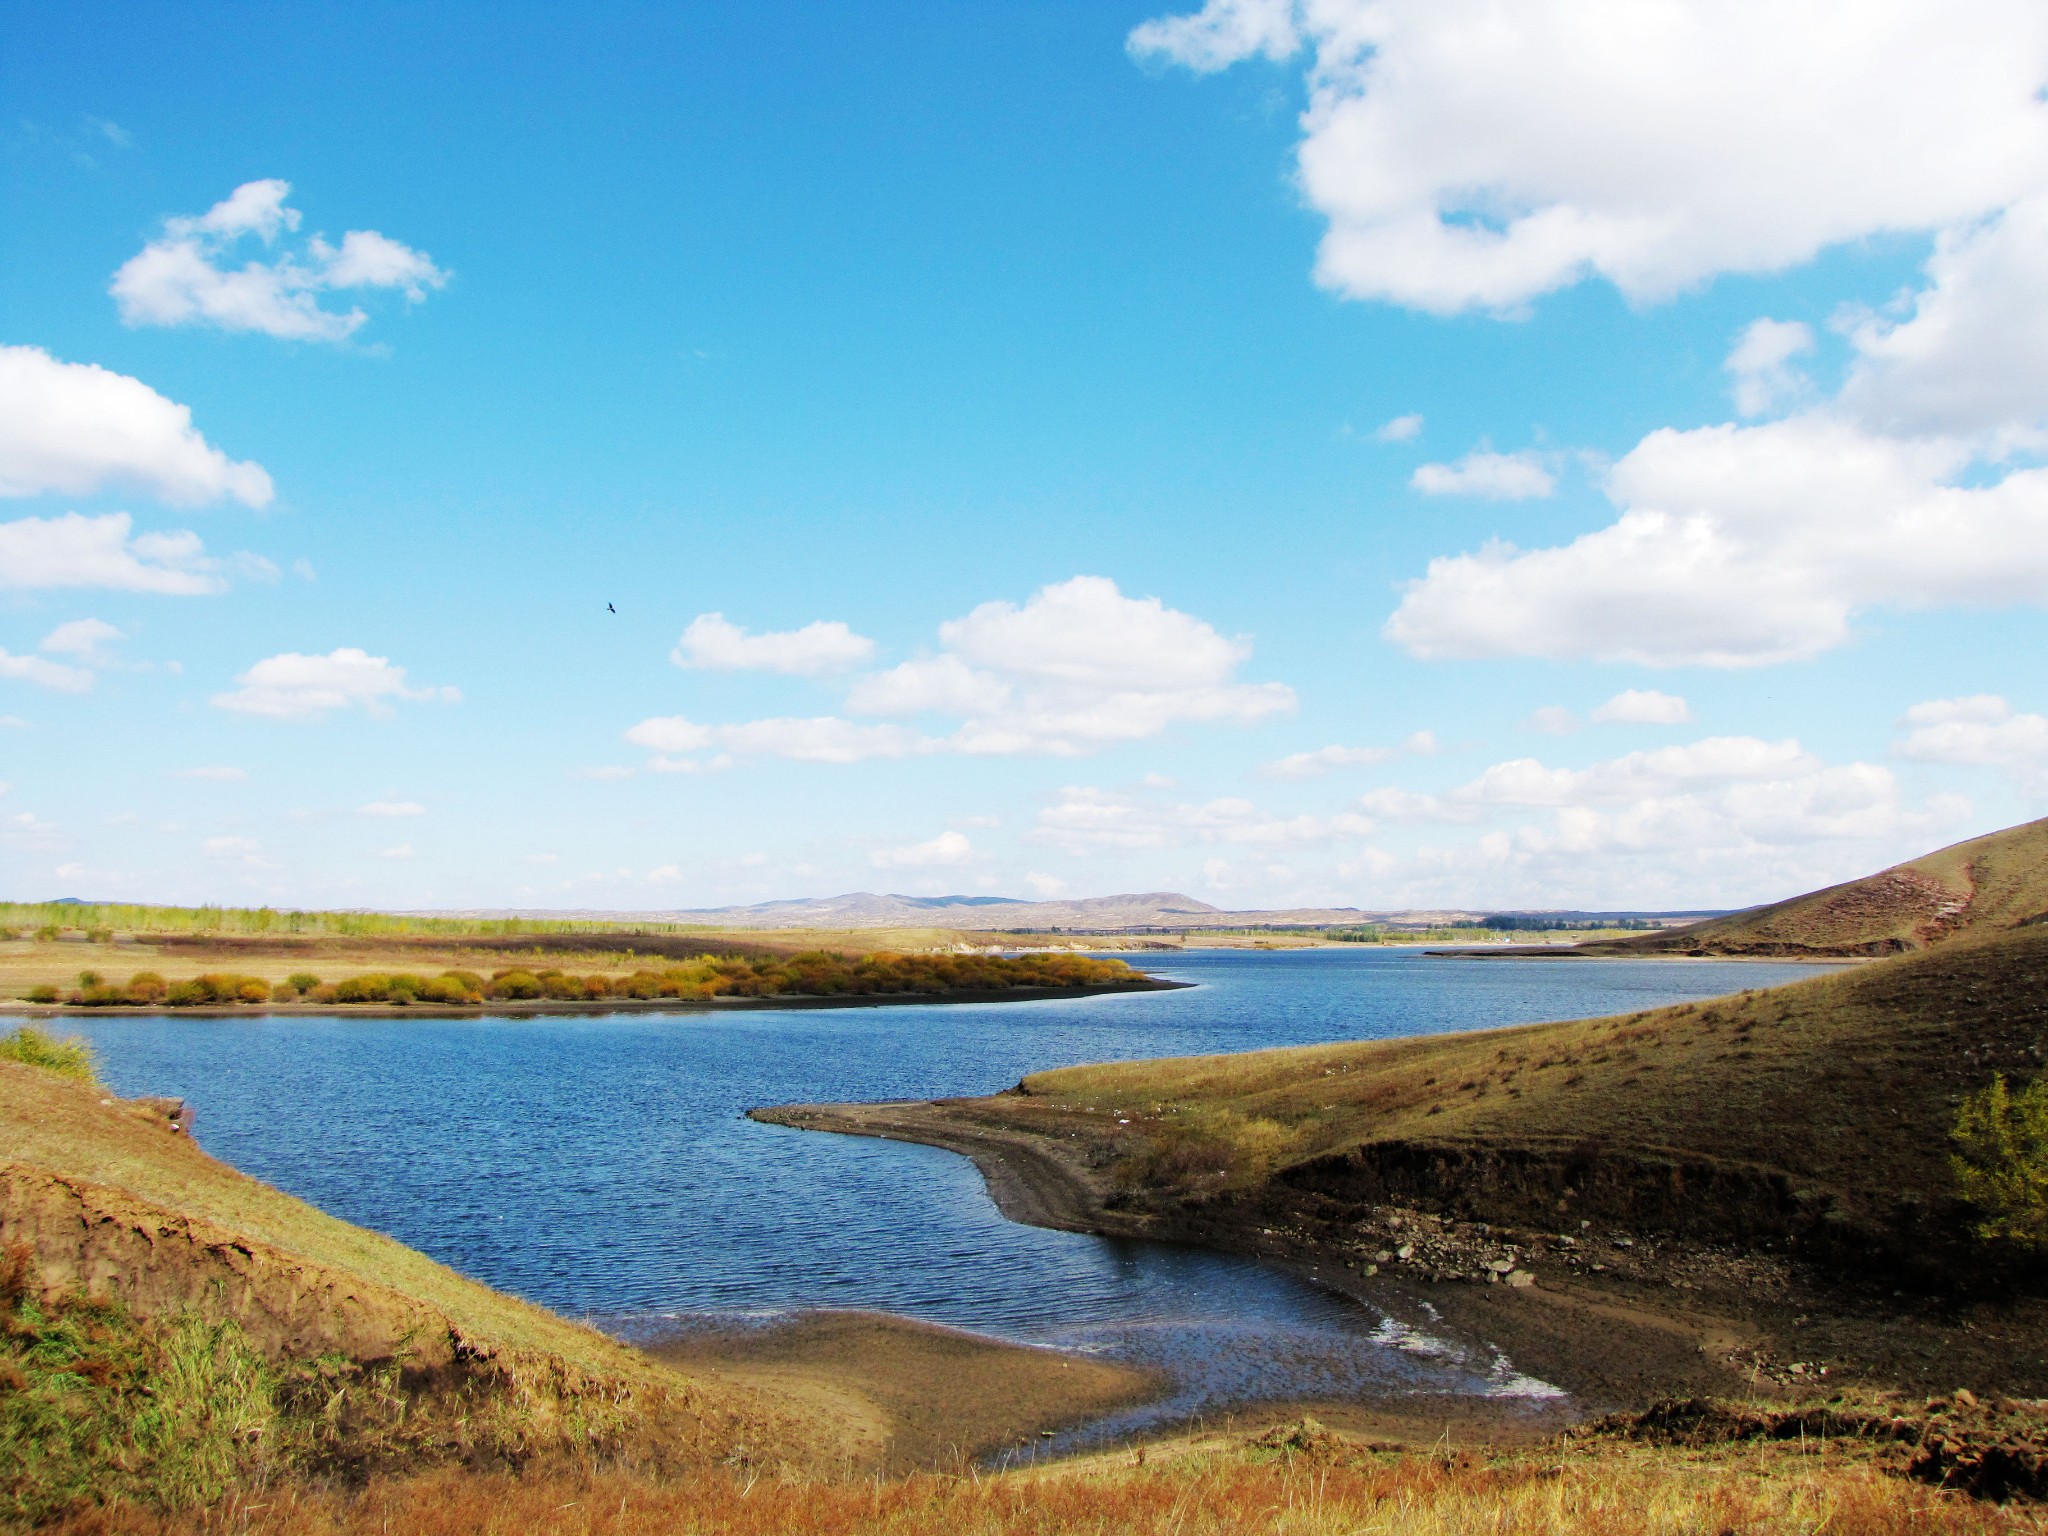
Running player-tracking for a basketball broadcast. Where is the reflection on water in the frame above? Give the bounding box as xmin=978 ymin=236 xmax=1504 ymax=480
xmin=69 ymin=949 xmax=1835 ymax=1430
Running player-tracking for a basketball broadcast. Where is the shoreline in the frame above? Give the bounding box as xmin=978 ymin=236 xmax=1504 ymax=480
xmin=749 ymin=1092 xmax=2048 ymax=1435
xmin=749 ymin=1099 xmax=1603 ymax=1442
xmin=0 ymin=978 xmax=1188 ymax=1021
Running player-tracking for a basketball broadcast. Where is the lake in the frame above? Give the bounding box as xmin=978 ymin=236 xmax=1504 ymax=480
xmin=68 ymin=948 xmax=1837 ymax=1439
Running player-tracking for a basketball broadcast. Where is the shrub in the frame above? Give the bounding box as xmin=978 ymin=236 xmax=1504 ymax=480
xmin=306 ymin=984 xmax=339 ymax=1004
xmin=417 ymin=976 xmax=472 ymax=1005
xmin=126 ymin=972 xmax=167 ymax=1004
xmin=1953 ymin=1072 xmax=2048 ymax=1245
xmin=25 ymin=985 xmax=58 ymax=1005
xmin=333 ymin=975 xmax=389 ymax=1004
xmin=443 ymin=969 xmax=485 ymax=995
xmin=0 ymin=1024 xmax=97 ymax=1083
xmin=488 ymin=970 xmax=542 ymax=1000
xmin=85 ymin=926 xmax=113 ymax=943
xmin=77 ymin=970 xmax=103 ymax=989
xmin=33 ymin=925 xmax=59 ymax=942
xmin=583 ymin=975 xmax=613 ymax=999
xmin=235 ymin=979 xmax=269 ymax=1005
xmin=286 ymin=972 xmax=320 ymax=995
xmin=271 ymin=983 xmax=299 ymax=1003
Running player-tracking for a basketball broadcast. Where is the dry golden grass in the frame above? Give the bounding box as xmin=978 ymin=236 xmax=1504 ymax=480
xmin=45 ymin=1439 xmax=2034 ymax=1536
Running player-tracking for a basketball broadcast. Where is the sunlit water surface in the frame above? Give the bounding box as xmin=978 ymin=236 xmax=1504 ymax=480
xmin=71 ymin=949 xmax=1836 ymax=1439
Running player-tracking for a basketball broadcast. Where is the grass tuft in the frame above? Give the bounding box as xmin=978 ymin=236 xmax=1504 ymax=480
xmin=0 ymin=1025 xmax=97 ymax=1084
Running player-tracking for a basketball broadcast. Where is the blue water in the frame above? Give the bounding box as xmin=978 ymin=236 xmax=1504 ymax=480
xmin=67 ymin=949 xmax=1834 ymax=1429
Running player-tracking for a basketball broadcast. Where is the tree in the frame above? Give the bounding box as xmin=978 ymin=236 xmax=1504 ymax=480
xmin=1952 ymin=1073 xmax=2048 ymax=1246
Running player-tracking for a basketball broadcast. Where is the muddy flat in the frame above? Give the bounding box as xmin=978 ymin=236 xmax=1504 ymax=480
xmin=645 ymin=1310 xmax=1159 ymax=1472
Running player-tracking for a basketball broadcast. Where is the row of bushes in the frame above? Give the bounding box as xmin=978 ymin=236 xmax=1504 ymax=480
xmin=19 ymin=952 xmax=1144 ymax=1008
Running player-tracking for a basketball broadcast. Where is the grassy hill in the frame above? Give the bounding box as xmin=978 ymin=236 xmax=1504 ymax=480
xmin=1579 ymin=816 xmax=2048 ymax=958
xmin=888 ymin=920 xmax=2048 ymax=1279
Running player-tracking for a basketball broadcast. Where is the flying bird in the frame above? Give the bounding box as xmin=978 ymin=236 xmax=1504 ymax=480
xmin=607 ymin=603 xmax=617 ymax=614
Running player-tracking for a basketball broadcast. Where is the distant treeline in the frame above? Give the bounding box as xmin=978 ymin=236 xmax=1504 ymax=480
xmin=28 ymin=951 xmax=1143 ymax=1007
xmin=0 ymin=901 xmax=719 ymax=940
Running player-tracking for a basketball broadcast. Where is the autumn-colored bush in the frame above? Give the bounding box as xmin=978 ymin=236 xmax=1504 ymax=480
xmin=488 ymin=970 xmax=543 ymax=1000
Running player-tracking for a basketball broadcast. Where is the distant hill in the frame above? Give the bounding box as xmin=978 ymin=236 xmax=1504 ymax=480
xmin=431 ymin=890 xmax=1416 ymax=932
xmin=1584 ymin=815 xmax=2048 ymax=958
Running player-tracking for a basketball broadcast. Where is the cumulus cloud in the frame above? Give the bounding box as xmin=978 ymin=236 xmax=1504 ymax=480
xmin=871 ymin=830 xmax=978 ymax=869
xmin=0 ymin=651 xmax=92 ymax=693
xmin=1130 ymin=0 xmax=2048 ymax=314
xmin=1035 ymin=784 xmax=1375 ymax=853
xmin=212 ymin=648 xmax=458 ymax=719
xmin=1839 ymin=196 xmax=2048 ymax=442
xmin=629 ymin=577 xmax=1293 ymax=769
xmin=1341 ymin=733 xmax=1964 ymax=912
xmin=1895 ymin=695 xmax=2048 ymax=791
xmin=111 ymin=179 xmax=447 ymax=342
xmin=1260 ymin=730 xmax=1437 ymax=781
xmin=1385 ymin=413 xmax=2048 ymax=666
xmin=627 ymin=714 xmax=928 ymax=767
xmin=0 ymin=512 xmax=245 ymax=596
xmin=1727 ymin=320 xmax=1814 ymax=417
xmin=672 ymin=612 xmax=875 ymax=675
xmin=1525 ymin=705 xmax=1580 ymax=735
xmin=1411 ymin=450 xmax=1555 ymax=500
xmin=1374 ymin=412 xmax=1424 ymax=443
xmin=40 ymin=618 xmax=123 ymax=660
xmin=0 ymin=347 xmax=273 ymax=506
xmin=1590 ymin=689 xmax=1692 ymax=726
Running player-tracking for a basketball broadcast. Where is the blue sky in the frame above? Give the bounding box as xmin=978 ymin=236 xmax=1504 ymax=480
xmin=5 ymin=0 xmax=2048 ymax=913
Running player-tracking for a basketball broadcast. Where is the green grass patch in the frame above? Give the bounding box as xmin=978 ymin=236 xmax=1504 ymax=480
xmin=0 ymin=1026 xmax=97 ymax=1084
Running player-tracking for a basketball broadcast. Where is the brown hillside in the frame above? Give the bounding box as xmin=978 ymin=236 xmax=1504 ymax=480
xmin=1582 ymin=816 xmax=2048 ymax=958
xmin=0 ymin=1057 xmax=831 ymax=1474
xmin=915 ymin=922 xmax=2048 ymax=1272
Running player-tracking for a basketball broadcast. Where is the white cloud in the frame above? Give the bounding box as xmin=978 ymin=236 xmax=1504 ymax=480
xmin=1525 ymin=705 xmax=1579 ymax=735
xmin=1035 ymin=784 xmax=1375 ymax=853
xmin=0 ymin=718 xmax=27 ymax=730
xmin=0 ymin=512 xmax=240 ymax=595
xmin=0 ymin=651 xmax=91 ymax=693
xmin=1023 ymin=871 xmax=1067 ymax=898
xmin=573 ymin=765 xmax=636 ymax=781
xmin=1590 ymin=688 xmax=1692 ymax=726
xmin=1374 ymin=412 xmax=1424 ymax=443
xmin=378 ymin=843 xmax=416 ymax=860
xmin=628 ymin=714 xmax=929 ymax=767
xmin=202 ymin=835 xmax=268 ymax=867
xmin=111 ymin=179 xmax=448 ymax=342
xmin=631 ymin=576 xmax=1293 ymax=768
xmin=1895 ymin=694 xmax=2048 ymax=791
xmin=358 ymin=799 xmax=425 ymax=817
xmin=1386 ymin=413 xmax=2048 ymax=666
xmin=872 ymin=830 xmax=979 ymax=869
xmin=175 ymin=766 xmax=246 ymax=782
xmin=0 ymin=346 xmax=273 ymax=506
xmin=1131 ymin=0 xmax=2048 ymax=314
xmin=672 ymin=612 xmax=876 ymax=676
xmin=1259 ymin=730 xmax=1436 ymax=781
xmin=1839 ymin=195 xmax=2048 ymax=442
xmin=212 ymin=647 xmax=458 ymax=719
xmin=1411 ymin=450 xmax=1555 ymax=500
xmin=1727 ymin=319 xmax=1814 ymax=417
xmin=40 ymin=618 xmax=122 ymax=664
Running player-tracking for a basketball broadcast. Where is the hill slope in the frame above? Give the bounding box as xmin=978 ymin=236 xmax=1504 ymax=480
xmin=1582 ymin=816 xmax=2048 ymax=958
xmin=787 ymin=922 xmax=2048 ymax=1277
xmin=0 ymin=1057 xmax=823 ymax=1478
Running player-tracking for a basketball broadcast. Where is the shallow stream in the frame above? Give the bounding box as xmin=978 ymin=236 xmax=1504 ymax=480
xmin=71 ymin=948 xmax=1836 ymax=1443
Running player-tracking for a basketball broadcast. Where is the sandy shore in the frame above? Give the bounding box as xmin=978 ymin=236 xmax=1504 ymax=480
xmin=643 ymin=1309 xmax=1159 ymax=1472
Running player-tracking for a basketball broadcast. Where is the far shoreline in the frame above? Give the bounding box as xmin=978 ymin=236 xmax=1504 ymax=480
xmin=0 ymin=977 xmax=1190 ymax=1021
